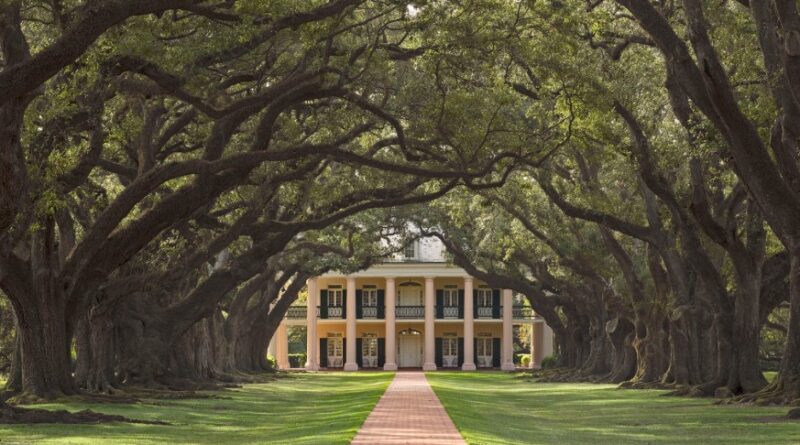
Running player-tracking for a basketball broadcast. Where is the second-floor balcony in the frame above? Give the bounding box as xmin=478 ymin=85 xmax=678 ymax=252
xmin=396 ymin=305 xmax=425 ymax=319
xmin=327 ymin=306 xmax=343 ymax=318
xmin=285 ymin=304 xmax=534 ymax=321
xmin=360 ymin=306 xmax=382 ymax=319
xmin=440 ymin=306 xmax=460 ymax=319
xmin=476 ymin=306 xmax=494 ymax=319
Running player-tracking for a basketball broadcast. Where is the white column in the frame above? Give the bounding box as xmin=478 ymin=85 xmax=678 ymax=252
xmin=267 ymin=314 xmax=278 ymax=359
xmin=305 ymin=278 xmax=319 ymax=370
xmin=277 ymin=321 xmax=290 ymax=369
xmin=501 ymin=289 xmax=515 ymax=371
xmin=529 ymin=321 xmax=535 ymax=369
xmin=384 ymin=277 xmax=398 ymax=370
xmin=344 ymin=276 xmax=358 ymax=371
xmin=462 ymin=276 xmax=476 ymax=370
xmin=542 ymin=321 xmax=554 ymax=358
xmin=423 ymin=276 xmax=437 ymax=371
xmin=533 ymin=321 xmax=545 ymax=368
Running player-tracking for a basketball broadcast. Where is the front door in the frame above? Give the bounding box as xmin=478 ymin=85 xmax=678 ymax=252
xmin=442 ymin=337 xmax=458 ymax=368
xmin=327 ymin=337 xmax=343 ymax=368
xmin=477 ymin=337 xmax=493 ymax=368
xmin=362 ymin=337 xmax=378 ymax=368
xmin=398 ymin=334 xmax=422 ymax=367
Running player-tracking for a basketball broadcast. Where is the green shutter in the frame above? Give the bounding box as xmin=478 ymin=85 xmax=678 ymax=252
xmin=356 ymin=289 xmax=363 ymax=319
xmin=378 ymin=338 xmax=386 ymax=367
xmin=320 ymin=290 xmax=329 ymax=319
xmin=458 ymin=290 xmax=465 ymax=318
xmin=377 ymin=290 xmax=385 ymax=319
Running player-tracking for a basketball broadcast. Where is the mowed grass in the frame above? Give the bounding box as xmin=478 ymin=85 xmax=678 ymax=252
xmin=427 ymin=371 xmax=800 ymax=445
xmin=0 ymin=372 xmax=394 ymax=445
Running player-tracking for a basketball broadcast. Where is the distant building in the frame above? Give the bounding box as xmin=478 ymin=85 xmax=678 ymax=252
xmin=271 ymin=236 xmax=554 ymax=370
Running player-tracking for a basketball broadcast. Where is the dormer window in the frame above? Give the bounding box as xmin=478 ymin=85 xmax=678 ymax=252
xmin=404 ymin=242 xmax=416 ymax=259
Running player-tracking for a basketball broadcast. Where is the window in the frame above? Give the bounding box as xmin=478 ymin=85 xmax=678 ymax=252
xmin=442 ymin=288 xmax=458 ymax=306
xmin=404 ymin=242 xmax=416 ymax=259
xmin=363 ymin=288 xmax=378 ymax=306
xmin=477 ymin=288 xmax=493 ymax=306
xmin=476 ymin=337 xmax=493 ymax=367
xmin=442 ymin=338 xmax=457 ymax=356
xmin=328 ymin=288 xmax=343 ymax=306
xmin=328 ymin=338 xmax=343 ymax=357
xmin=442 ymin=336 xmax=458 ymax=368
xmin=362 ymin=335 xmax=378 ymax=368
xmin=327 ymin=335 xmax=343 ymax=367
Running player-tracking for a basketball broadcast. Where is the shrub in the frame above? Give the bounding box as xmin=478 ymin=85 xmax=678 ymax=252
xmin=540 ymin=355 xmax=558 ymax=369
xmin=288 ymin=353 xmax=307 ymax=368
xmin=265 ymin=355 xmax=277 ymax=370
xmin=520 ymin=354 xmax=532 ymax=367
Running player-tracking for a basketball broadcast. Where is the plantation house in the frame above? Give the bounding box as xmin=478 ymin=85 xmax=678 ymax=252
xmin=271 ymin=237 xmax=554 ymax=370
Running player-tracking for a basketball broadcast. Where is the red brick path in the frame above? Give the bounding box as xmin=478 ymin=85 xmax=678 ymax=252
xmin=351 ymin=372 xmax=466 ymax=445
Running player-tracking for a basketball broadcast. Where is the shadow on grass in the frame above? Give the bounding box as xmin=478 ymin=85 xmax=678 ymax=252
xmin=427 ymin=371 xmax=800 ymax=445
xmin=0 ymin=372 xmax=395 ymax=445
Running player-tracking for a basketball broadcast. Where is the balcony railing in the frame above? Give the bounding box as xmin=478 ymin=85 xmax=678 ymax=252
xmin=477 ymin=306 xmax=494 ymax=318
xmin=396 ymin=305 xmax=425 ymax=319
xmin=286 ymin=306 xmax=307 ymax=319
xmin=286 ymin=304 xmax=525 ymax=320
xmin=327 ymin=306 xmax=343 ymax=318
xmin=513 ymin=306 xmax=533 ymax=319
xmin=361 ymin=306 xmax=378 ymax=318
xmin=441 ymin=306 xmax=460 ymax=319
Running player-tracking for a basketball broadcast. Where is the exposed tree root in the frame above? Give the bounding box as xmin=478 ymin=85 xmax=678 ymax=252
xmin=724 ymin=379 xmax=800 ymax=406
xmin=618 ymin=380 xmax=674 ymax=390
xmin=666 ymin=385 xmax=709 ymax=398
xmin=526 ymin=368 xmax=616 ymax=384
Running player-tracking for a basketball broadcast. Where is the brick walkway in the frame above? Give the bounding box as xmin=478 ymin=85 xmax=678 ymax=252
xmin=351 ymin=372 xmax=466 ymax=445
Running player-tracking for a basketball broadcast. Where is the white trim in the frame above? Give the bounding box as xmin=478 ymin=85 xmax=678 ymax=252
xmin=319 ymin=262 xmax=469 ymax=278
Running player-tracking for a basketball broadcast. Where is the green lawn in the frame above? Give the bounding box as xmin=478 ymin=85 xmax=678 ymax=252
xmin=427 ymin=372 xmax=800 ymax=445
xmin=0 ymin=372 xmax=393 ymax=445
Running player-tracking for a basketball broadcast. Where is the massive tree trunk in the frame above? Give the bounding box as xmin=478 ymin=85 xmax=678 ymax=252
xmin=580 ymin=309 xmax=611 ymax=377
xmin=763 ymin=251 xmax=800 ymax=402
xmin=628 ymin=316 xmax=669 ymax=385
xmin=13 ymin=296 xmax=74 ymax=398
xmin=605 ymin=317 xmax=636 ymax=383
xmin=5 ymin=333 xmax=21 ymax=392
xmin=727 ymin=267 xmax=768 ymax=394
xmin=10 ymin=225 xmax=75 ymax=398
xmin=75 ymin=301 xmax=119 ymax=393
